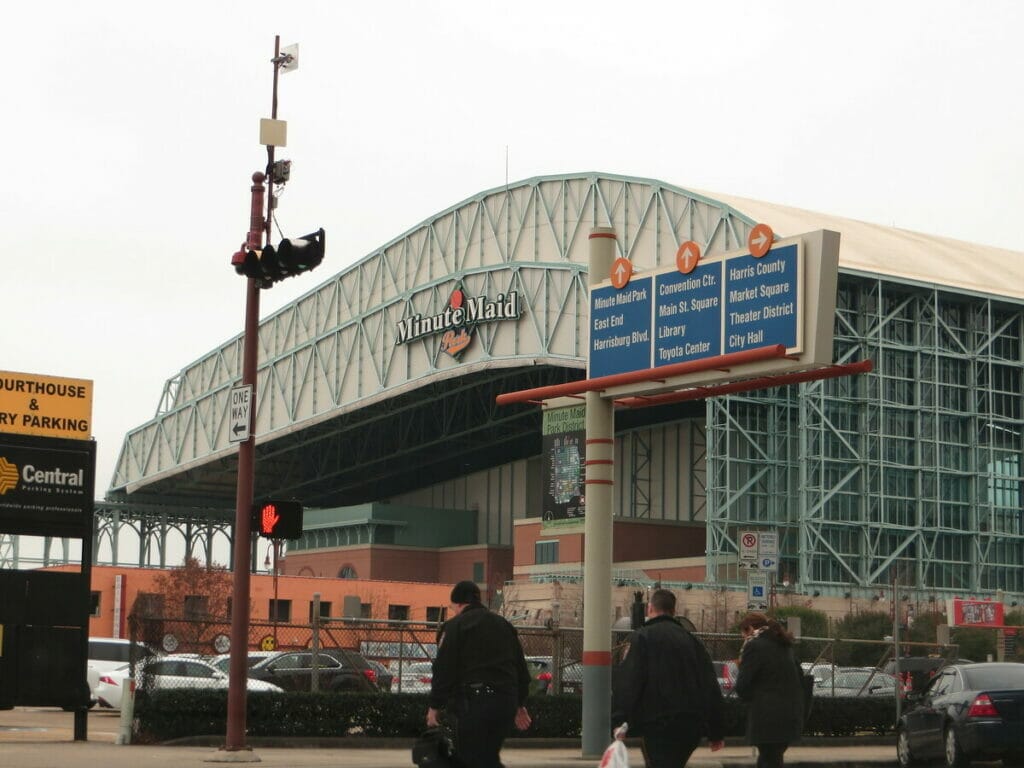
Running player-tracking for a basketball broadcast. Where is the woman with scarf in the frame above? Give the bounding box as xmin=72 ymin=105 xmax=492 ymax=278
xmin=733 ymin=612 xmax=805 ymax=768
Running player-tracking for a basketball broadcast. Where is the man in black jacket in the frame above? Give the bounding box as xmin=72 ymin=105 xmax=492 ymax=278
xmin=427 ymin=580 xmax=532 ymax=768
xmin=612 ymin=589 xmax=725 ymax=767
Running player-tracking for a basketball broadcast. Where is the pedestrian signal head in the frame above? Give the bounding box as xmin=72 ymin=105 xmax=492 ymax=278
xmin=251 ymin=500 xmax=303 ymax=540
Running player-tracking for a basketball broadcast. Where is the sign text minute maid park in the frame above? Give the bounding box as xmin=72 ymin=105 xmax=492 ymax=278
xmin=589 ymin=235 xmax=808 ymax=379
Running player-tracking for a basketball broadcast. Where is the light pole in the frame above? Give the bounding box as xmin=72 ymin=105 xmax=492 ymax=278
xmin=223 ymin=35 xmax=293 ymax=754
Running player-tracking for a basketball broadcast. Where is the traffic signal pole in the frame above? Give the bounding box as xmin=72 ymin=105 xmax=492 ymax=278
xmin=224 ymin=171 xmax=265 ymax=753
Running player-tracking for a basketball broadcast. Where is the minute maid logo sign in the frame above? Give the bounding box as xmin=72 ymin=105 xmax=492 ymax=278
xmin=0 ymin=456 xmax=17 ymax=494
xmin=395 ymin=285 xmax=521 ymax=359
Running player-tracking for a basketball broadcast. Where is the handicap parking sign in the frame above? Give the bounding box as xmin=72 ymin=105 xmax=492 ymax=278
xmin=752 ymin=586 xmax=764 ymax=597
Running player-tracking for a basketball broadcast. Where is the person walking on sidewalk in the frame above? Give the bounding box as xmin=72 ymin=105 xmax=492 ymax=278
xmin=734 ymin=612 xmax=805 ymax=768
xmin=426 ymin=580 xmax=532 ymax=768
xmin=612 ymin=588 xmax=725 ymax=767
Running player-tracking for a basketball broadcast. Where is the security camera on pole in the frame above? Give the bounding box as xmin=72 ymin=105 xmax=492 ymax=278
xmin=220 ymin=36 xmax=324 ymax=758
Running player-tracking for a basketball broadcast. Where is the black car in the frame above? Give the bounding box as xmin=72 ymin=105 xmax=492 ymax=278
xmin=896 ymin=662 xmax=1024 ymax=768
xmin=246 ymin=649 xmax=378 ymax=693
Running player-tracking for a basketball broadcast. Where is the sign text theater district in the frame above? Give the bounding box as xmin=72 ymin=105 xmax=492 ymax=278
xmin=589 ymin=234 xmax=824 ymax=379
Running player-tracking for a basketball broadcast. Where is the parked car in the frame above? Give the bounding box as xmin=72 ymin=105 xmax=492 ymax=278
xmin=896 ymin=662 xmax=1024 ymax=768
xmin=365 ymin=659 xmax=394 ymax=692
xmin=526 ymin=656 xmax=554 ymax=695
xmin=713 ymin=660 xmax=739 ymax=695
xmin=885 ymin=656 xmax=974 ymax=697
xmin=85 ymin=637 xmax=157 ymax=707
xmin=247 ymin=649 xmax=379 ymax=693
xmin=561 ymin=661 xmax=583 ymax=695
xmin=813 ymin=668 xmax=898 ymax=697
xmin=209 ymin=650 xmax=281 ymax=675
xmin=392 ymin=660 xmax=435 ymax=693
xmin=94 ymin=656 xmax=281 ymax=710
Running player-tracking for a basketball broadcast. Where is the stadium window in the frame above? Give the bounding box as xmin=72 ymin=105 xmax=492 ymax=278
xmin=309 ymin=601 xmax=332 ymax=622
xmin=134 ymin=592 xmax=164 ymax=618
xmin=184 ymin=595 xmax=208 ymax=620
xmin=535 ymin=540 xmax=559 ymax=565
xmin=360 ymin=603 xmax=372 ymax=619
xmin=269 ymin=599 xmax=292 ymax=622
xmin=472 ymin=562 xmax=484 ymax=582
xmin=426 ymin=606 xmax=447 ymax=623
xmin=388 ymin=604 xmax=409 ymax=621
xmin=90 ymin=591 xmax=101 ymax=617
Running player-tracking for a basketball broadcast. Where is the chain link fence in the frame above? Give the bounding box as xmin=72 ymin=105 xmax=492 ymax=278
xmin=124 ymin=613 xmax=961 ymax=699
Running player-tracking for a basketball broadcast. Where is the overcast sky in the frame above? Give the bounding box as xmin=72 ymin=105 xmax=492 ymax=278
xmin=3 ymin=0 xmax=1022 ymax=500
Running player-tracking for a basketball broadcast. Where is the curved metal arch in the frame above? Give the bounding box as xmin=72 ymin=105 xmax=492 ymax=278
xmin=110 ymin=174 xmax=757 ymax=498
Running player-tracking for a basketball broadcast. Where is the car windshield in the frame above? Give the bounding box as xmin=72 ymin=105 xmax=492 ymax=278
xmin=962 ymin=665 xmax=1024 ymax=691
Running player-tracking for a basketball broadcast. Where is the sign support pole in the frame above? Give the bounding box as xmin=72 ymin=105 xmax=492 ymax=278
xmin=581 ymin=227 xmax=617 ymax=758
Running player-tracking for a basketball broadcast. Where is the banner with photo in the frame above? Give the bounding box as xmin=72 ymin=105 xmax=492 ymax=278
xmin=541 ymin=404 xmax=585 ymax=528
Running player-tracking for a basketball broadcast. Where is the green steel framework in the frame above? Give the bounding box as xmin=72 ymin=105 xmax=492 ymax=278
xmin=3 ymin=174 xmax=1019 ymax=603
xmin=705 ymin=274 xmax=1024 ymax=599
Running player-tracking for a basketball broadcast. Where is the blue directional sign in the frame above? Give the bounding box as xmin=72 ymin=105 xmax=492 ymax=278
xmin=724 ymin=243 xmax=800 ymax=354
xmin=589 ymin=277 xmax=653 ymax=378
xmin=654 ymin=262 xmax=723 ymax=367
xmin=588 ymin=237 xmax=806 ymax=379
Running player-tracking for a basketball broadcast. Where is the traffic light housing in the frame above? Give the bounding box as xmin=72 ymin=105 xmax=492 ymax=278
xmin=232 ymin=228 xmax=325 ymax=287
xmin=251 ymin=500 xmax=303 ymax=540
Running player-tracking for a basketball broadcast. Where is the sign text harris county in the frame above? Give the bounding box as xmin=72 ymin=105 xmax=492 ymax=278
xmin=395 ymin=291 xmax=521 ymax=345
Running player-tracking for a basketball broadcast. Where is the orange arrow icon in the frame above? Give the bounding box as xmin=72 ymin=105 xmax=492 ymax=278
xmin=676 ymin=241 xmax=701 ymax=274
xmin=748 ymin=223 xmax=774 ymax=258
xmin=610 ymin=258 xmax=633 ymax=289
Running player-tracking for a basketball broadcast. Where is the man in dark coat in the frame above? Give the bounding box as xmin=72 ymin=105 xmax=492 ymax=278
xmin=734 ymin=612 xmax=805 ymax=768
xmin=426 ymin=580 xmax=532 ymax=768
xmin=612 ymin=589 xmax=725 ymax=767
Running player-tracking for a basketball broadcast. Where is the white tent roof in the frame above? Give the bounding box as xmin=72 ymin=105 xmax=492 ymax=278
xmin=702 ymin=190 xmax=1023 ymax=301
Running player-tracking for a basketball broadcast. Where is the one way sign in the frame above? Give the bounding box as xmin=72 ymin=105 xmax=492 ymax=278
xmin=228 ymin=385 xmax=252 ymax=443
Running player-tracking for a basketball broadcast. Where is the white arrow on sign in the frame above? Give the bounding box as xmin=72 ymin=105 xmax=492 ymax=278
xmin=751 ymin=232 xmax=768 ymax=250
xmin=228 ymin=385 xmax=253 ymax=443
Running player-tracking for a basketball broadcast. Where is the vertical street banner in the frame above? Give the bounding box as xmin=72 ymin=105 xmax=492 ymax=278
xmin=541 ymin=403 xmax=585 ymax=527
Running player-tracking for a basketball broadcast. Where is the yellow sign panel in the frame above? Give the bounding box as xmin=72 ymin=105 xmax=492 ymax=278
xmin=0 ymin=370 xmax=93 ymax=440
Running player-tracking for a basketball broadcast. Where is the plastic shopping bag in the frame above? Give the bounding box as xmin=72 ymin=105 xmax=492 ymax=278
xmin=599 ymin=723 xmax=630 ymax=768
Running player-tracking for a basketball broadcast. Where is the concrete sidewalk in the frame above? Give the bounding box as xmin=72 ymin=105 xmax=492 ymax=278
xmin=0 ymin=708 xmax=897 ymax=767
xmin=0 ymin=740 xmax=898 ymax=768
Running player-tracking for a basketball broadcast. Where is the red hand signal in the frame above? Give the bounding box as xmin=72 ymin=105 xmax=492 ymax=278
xmin=261 ymin=504 xmax=281 ymax=534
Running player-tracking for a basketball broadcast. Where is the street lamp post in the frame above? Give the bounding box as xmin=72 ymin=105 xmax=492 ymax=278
xmin=223 ymin=35 xmax=291 ymax=754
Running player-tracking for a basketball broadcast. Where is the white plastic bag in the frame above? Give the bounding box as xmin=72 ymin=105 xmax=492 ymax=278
xmin=599 ymin=723 xmax=630 ymax=768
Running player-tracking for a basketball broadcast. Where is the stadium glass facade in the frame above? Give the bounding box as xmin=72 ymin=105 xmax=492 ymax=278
xmin=706 ymin=272 xmax=1023 ymax=598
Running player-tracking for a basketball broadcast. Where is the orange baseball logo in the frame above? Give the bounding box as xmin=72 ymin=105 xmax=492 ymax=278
xmin=0 ymin=457 xmax=18 ymax=495
xmin=441 ymin=328 xmax=471 ymax=357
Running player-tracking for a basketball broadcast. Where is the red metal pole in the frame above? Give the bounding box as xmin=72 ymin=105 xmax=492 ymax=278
xmin=615 ymin=359 xmax=874 ymax=408
xmin=224 ymin=172 xmax=265 ymax=751
xmin=494 ymin=345 xmax=787 ymax=405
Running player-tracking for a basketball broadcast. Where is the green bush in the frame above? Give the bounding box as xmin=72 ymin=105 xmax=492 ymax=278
xmin=833 ymin=611 xmax=891 ymax=666
xmin=135 ymin=690 xmax=897 ymax=742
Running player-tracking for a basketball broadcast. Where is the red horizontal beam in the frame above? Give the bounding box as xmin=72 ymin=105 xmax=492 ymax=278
xmin=495 ymin=345 xmax=786 ymax=406
xmin=615 ymin=359 xmax=874 ymax=408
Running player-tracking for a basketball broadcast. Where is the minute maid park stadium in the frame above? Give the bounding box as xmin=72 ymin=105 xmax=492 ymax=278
xmin=18 ymin=173 xmax=1024 ymax=609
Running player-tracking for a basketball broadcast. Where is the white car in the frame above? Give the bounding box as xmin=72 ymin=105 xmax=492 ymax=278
xmin=391 ymin=660 xmax=434 ymax=693
xmin=94 ymin=656 xmax=282 ymax=710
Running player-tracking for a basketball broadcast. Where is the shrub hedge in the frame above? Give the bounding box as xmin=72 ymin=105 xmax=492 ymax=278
xmin=134 ymin=690 xmax=896 ymax=743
